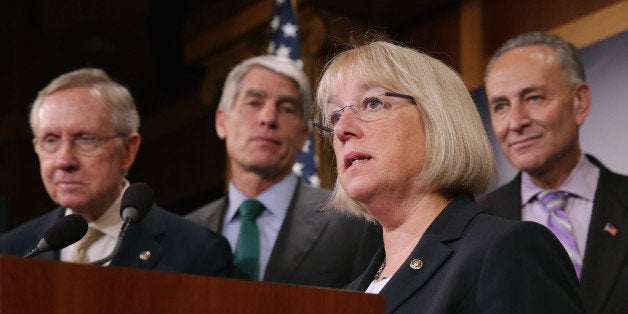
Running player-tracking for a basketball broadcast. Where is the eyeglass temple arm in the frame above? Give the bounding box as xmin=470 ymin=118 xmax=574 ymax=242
xmin=312 ymin=122 xmax=334 ymax=134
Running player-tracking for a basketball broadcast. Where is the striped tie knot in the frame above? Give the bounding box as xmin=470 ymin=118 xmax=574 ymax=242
xmin=538 ymin=190 xmax=568 ymax=213
xmin=537 ymin=190 xmax=582 ymax=279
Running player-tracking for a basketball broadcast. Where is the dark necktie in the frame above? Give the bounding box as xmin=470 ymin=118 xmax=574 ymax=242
xmin=233 ymin=199 xmax=265 ymax=280
xmin=537 ymin=190 xmax=582 ymax=278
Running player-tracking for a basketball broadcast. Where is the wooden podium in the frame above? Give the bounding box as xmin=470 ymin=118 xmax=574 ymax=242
xmin=0 ymin=255 xmax=384 ymax=313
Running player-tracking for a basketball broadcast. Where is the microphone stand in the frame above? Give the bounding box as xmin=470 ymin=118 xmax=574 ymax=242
xmin=90 ymin=219 xmax=133 ymax=266
xmin=24 ymin=246 xmax=42 ymax=258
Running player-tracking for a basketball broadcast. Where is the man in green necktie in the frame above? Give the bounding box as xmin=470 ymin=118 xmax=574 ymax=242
xmin=187 ymin=55 xmax=381 ymax=287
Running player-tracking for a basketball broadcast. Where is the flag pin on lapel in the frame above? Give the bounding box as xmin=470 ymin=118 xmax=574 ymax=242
xmin=603 ymin=222 xmax=618 ymax=236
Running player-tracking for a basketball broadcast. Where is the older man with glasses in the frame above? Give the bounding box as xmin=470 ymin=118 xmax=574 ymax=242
xmin=0 ymin=68 xmax=232 ymax=277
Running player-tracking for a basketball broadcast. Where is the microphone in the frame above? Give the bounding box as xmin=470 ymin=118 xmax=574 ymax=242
xmin=91 ymin=182 xmax=153 ymax=265
xmin=24 ymin=214 xmax=88 ymax=258
xmin=119 ymin=181 xmax=153 ymax=225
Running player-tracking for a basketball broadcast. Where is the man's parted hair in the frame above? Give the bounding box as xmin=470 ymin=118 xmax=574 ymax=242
xmin=484 ymin=31 xmax=585 ymax=87
xmin=316 ymin=41 xmax=496 ymax=219
xmin=30 ymin=67 xmax=140 ymax=137
xmin=218 ymin=55 xmax=312 ymax=127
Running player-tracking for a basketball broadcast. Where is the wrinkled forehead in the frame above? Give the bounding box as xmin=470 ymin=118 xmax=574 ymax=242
xmin=35 ymin=88 xmax=112 ymax=134
xmin=236 ymin=68 xmax=301 ymax=106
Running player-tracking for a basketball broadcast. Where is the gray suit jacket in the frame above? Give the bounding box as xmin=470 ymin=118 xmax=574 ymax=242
xmin=186 ymin=179 xmax=382 ymax=288
xmin=478 ymin=155 xmax=628 ymax=314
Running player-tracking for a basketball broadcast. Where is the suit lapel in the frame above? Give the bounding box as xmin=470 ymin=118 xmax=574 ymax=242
xmin=382 ymin=194 xmax=480 ymax=313
xmin=35 ymin=208 xmax=66 ymax=261
xmin=264 ymin=181 xmax=330 ymax=281
xmin=382 ymin=236 xmax=453 ymax=313
xmin=350 ymin=248 xmax=386 ymax=291
xmin=206 ymin=198 xmax=227 ymax=233
xmin=580 ymin=159 xmax=628 ymax=314
xmin=186 ymin=197 xmax=226 ymax=234
xmin=488 ymin=175 xmax=522 ymax=220
xmin=110 ymin=205 xmax=164 ymax=270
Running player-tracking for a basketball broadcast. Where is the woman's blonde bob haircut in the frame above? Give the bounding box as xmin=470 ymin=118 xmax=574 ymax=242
xmin=316 ymin=41 xmax=496 ymax=219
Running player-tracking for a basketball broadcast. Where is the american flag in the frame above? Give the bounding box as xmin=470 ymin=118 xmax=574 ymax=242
xmin=603 ymin=222 xmax=618 ymax=236
xmin=268 ymin=0 xmax=320 ymax=187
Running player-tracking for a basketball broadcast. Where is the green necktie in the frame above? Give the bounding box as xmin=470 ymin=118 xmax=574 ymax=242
xmin=233 ymin=199 xmax=265 ymax=280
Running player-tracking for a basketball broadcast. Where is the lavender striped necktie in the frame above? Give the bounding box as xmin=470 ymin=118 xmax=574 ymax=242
xmin=537 ymin=190 xmax=582 ymax=279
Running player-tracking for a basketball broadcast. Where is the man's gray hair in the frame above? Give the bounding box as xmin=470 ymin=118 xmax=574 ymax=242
xmin=218 ymin=55 xmax=312 ymax=126
xmin=30 ymin=67 xmax=140 ymax=136
xmin=485 ymin=32 xmax=585 ymax=87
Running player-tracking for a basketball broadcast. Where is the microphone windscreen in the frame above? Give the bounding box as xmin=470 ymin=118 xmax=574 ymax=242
xmin=120 ymin=182 xmax=154 ymax=222
xmin=43 ymin=214 xmax=88 ymax=251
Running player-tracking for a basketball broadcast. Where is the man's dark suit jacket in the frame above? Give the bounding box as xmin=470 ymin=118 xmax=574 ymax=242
xmin=347 ymin=193 xmax=584 ymax=314
xmin=478 ymin=155 xmax=628 ymax=314
xmin=0 ymin=205 xmax=233 ymax=277
xmin=186 ymin=179 xmax=382 ymax=288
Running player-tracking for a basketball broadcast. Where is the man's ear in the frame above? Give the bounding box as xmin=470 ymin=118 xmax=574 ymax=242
xmin=121 ymin=132 xmax=141 ymax=171
xmin=216 ymin=109 xmax=226 ymax=139
xmin=572 ymin=82 xmax=591 ymax=126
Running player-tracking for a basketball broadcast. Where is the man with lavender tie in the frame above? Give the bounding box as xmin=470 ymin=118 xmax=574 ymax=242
xmin=537 ymin=190 xmax=583 ymax=277
xmin=479 ymin=32 xmax=628 ymax=314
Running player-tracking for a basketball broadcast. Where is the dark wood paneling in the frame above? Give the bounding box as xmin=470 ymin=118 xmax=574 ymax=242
xmin=132 ymin=110 xmax=226 ymax=215
xmin=398 ymin=3 xmax=461 ymax=71
xmin=482 ymin=0 xmax=619 ymax=56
